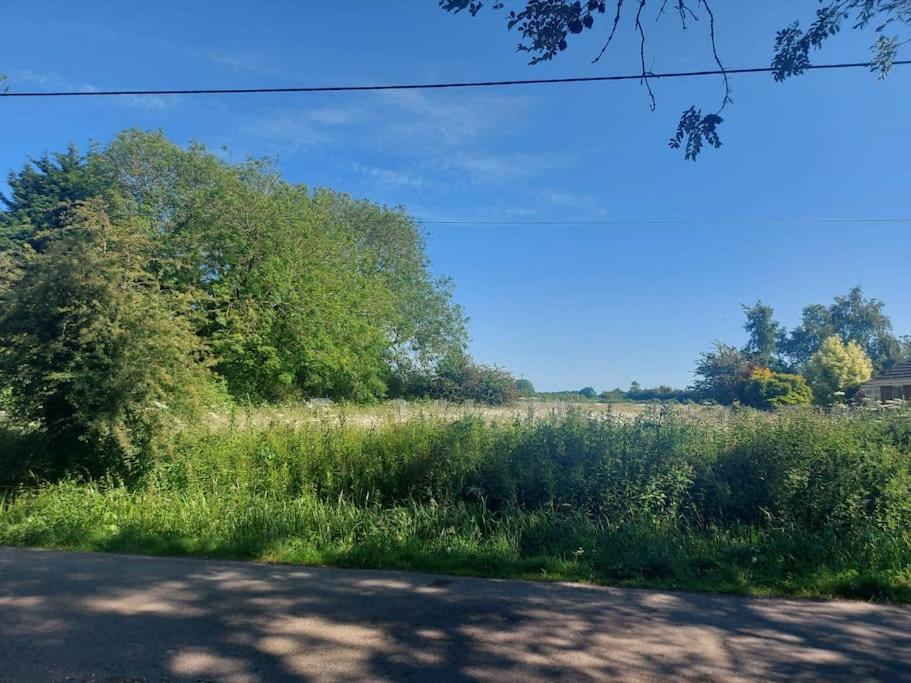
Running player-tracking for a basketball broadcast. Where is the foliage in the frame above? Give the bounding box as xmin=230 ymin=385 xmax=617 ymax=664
xmin=0 ymin=145 xmax=105 ymax=250
xmin=535 ymin=390 xmax=600 ymax=402
xmin=579 ymin=386 xmax=597 ymax=399
xmin=741 ymin=368 xmax=812 ymax=409
xmin=535 ymin=385 xmax=695 ymax=403
xmin=692 ymin=343 xmax=752 ymax=404
xmin=441 ymin=1 xmax=910 ymax=158
xmin=0 ymin=201 xmax=212 ymax=475
xmin=0 ymin=131 xmax=469 ymax=404
xmin=725 ymin=288 xmax=906 ymax=377
xmin=515 ymin=378 xmax=536 ymax=396
xmin=3 ymin=406 xmax=911 ymax=600
xmin=625 ymin=385 xmax=698 ymax=402
xmin=324 ymin=193 xmax=468 ymax=394
xmin=804 ymin=336 xmax=874 ymax=405
xmin=742 ymin=301 xmax=784 ymax=368
xmin=771 ymin=1 xmax=911 ymax=81
xmin=429 ymin=352 xmax=519 ymax=405
xmin=781 ymin=287 xmax=903 ymax=372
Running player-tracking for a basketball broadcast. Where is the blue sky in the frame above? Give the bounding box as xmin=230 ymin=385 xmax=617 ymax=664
xmin=2 ymin=1 xmax=909 ymax=391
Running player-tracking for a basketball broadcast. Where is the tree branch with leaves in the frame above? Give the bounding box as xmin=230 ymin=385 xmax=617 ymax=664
xmin=441 ymin=0 xmax=911 ymax=158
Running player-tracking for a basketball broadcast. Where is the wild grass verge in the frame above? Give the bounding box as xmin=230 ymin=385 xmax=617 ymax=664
xmin=2 ymin=406 xmax=910 ymax=600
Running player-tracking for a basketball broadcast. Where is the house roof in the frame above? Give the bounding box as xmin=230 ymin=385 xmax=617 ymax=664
xmin=870 ymin=360 xmax=911 ymax=382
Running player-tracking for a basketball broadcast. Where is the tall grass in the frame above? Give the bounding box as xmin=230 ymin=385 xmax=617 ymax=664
xmin=2 ymin=406 xmax=910 ymax=600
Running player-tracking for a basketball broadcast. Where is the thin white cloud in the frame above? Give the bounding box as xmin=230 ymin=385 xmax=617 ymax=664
xmin=244 ymin=89 xmax=531 ymax=151
xmin=351 ymin=162 xmax=426 ymax=189
xmin=56 ymin=24 xmax=286 ymax=79
xmin=235 ymin=86 xmax=563 ymax=193
xmin=244 ymin=104 xmax=370 ymax=150
xmin=439 ymin=151 xmax=555 ymax=184
xmin=201 ymin=49 xmax=270 ymax=75
xmin=377 ymin=90 xmax=530 ymax=147
xmin=13 ymin=69 xmax=171 ymax=111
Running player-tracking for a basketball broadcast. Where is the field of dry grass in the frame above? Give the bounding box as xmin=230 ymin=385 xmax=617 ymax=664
xmin=204 ymin=398 xmax=709 ymax=431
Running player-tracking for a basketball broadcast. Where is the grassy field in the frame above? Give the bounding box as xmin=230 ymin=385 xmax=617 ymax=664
xmin=202 ymin=398 xmax=655 ymax=429
xmin=2 ymin=402 xmax=910 ymax=601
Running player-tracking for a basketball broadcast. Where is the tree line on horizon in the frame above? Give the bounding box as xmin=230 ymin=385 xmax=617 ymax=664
xmin=529 ymin=287 xmax=910 ymax=408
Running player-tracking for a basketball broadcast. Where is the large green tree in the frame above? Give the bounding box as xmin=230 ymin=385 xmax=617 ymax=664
xmin=0 ymin=130 xmax=469 ymax=403
xmin=442 ymin=1 xmax=910 ymax=158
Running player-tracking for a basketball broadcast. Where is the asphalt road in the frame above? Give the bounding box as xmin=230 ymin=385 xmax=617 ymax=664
xmin=2 ymin=547 xmax=910 ymax=682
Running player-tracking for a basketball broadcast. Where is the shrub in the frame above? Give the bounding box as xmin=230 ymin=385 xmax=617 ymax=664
xmin=0 ymin=202 xmax=213 ymax=476
xmin=804 ymin=336 xmax=873 ymax=405
xmin=692 ymin=343 xmax=753 ymax=404
xmin=741 ymin=368 xmax=813 ymax=409
xmin=431 ymin=353 xmax=518 ymax=405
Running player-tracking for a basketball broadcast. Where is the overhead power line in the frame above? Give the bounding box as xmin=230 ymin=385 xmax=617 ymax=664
xmin=1 ymin=60 xmax=909 ymax=98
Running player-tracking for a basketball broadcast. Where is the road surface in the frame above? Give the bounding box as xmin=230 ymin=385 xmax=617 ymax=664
xmin=1 ymin=546 xmax=910 ymax=681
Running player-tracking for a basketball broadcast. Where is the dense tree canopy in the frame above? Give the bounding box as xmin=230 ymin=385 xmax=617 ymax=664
xmin=778 ymin=287 xmax=905 ymax=372
xmin=0 ymin=131 xmax=472 ymax=410
xmin=441 ymin=1 xmax=910 ymax=158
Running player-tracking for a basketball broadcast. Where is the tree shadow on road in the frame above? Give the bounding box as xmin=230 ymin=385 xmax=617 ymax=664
xmin=2 ymin=546 xmax=910 ymax=681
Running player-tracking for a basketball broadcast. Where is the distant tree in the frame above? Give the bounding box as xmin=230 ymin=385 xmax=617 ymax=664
xmin=441 ymin=1 xmax=910 ymax=158
xmin=780 ymin=303 xmax=836 ymax=369
xmin=781 ymin=287 xmax=902 ymax=372
xmin=804 ymin=336 xmax=873 ymax=405
xmin=692 ymin=343 xmax=752 ymax=404
xmin=628 ymin=381 xmax=642 ymax=394
xmin=742 ymin=301 xmax=784 ymax=368
xmin=599 ymin=388 xmax=626 ymax=402
xmin=625 ymin=384 xmax=696 ymax=402
xmin=432 ymin=352 xmax=519 ymax=405
xmin=741 ymin=368 xmax=812 ymax=410
xmin=579 ymin=386 xmax=597 ymax=399
xmin=829 ymin=287 xmax=903 ymax=371
xmin=515 ymin=378 xmax=536 ymax=396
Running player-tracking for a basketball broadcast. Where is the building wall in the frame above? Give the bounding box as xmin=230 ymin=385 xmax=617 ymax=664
xmin=860 ymin=383 xmax=911 ymax=402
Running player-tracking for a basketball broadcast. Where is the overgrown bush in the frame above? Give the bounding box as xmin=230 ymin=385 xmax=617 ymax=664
xmin=805 ymin=336 xmax=874 ymax=405
xmin=429 ymin=353 xmax=518 ymax=405
xmin=0 ymin=203 xmax=213 ymax=476
xmin=741 ymin=368 xmax=812 ymax=409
